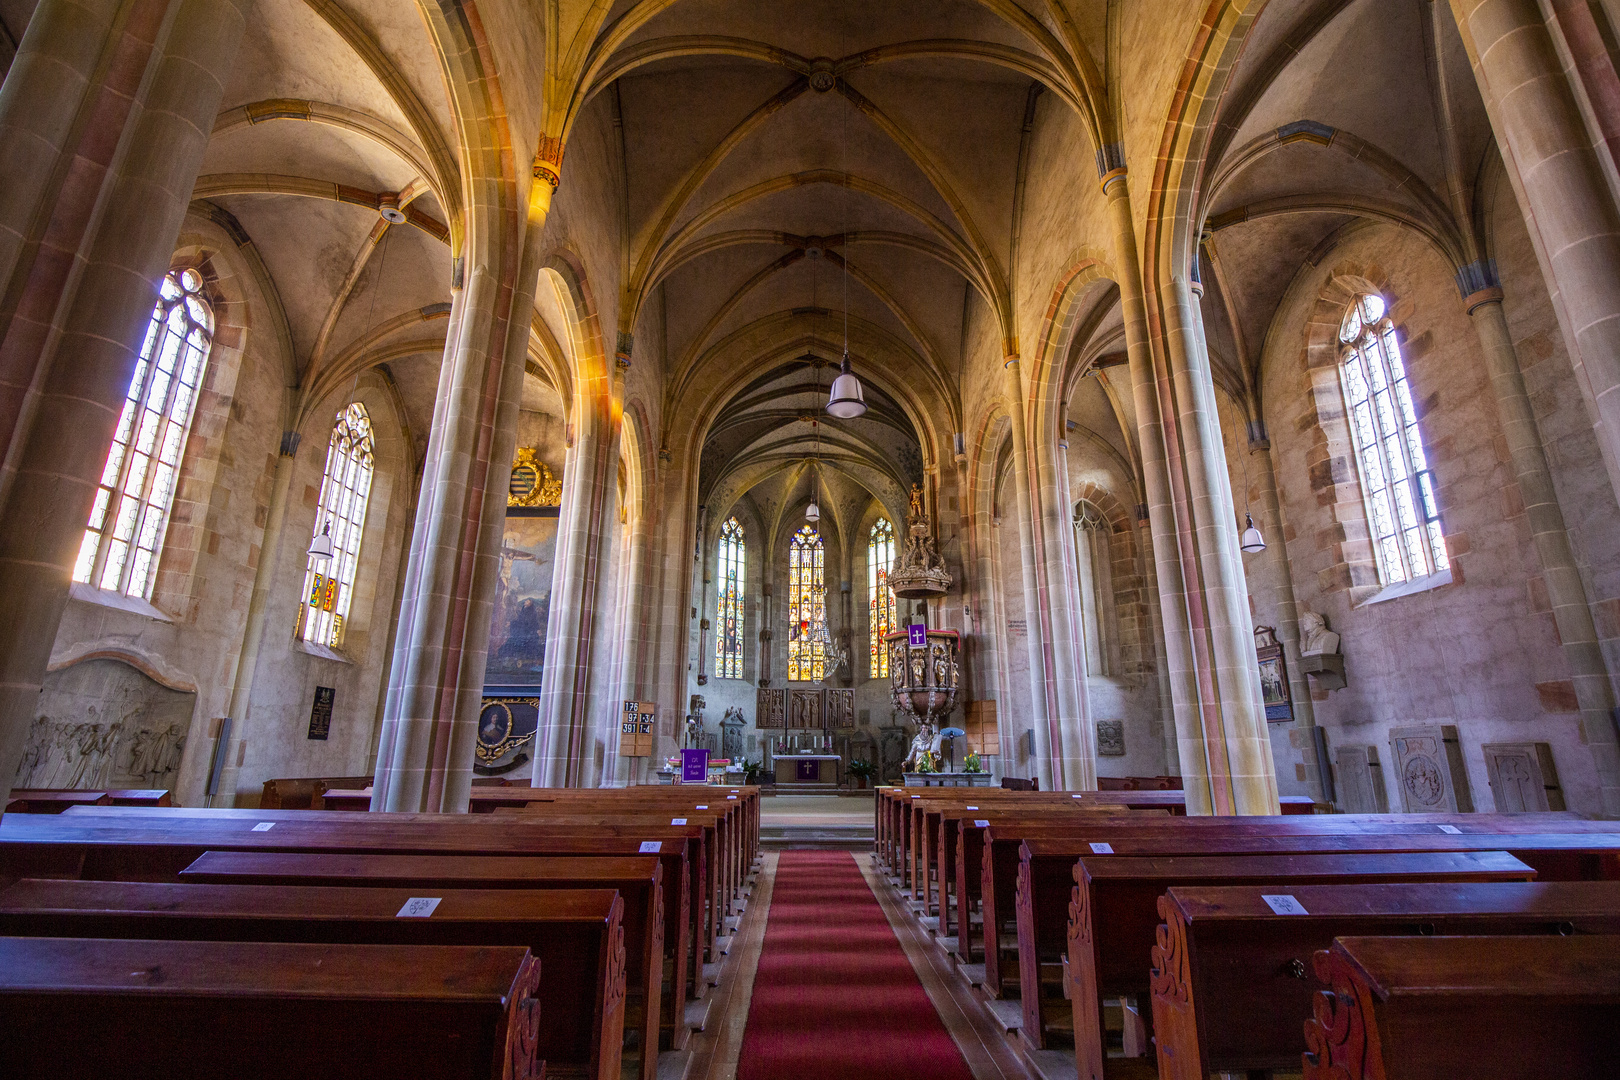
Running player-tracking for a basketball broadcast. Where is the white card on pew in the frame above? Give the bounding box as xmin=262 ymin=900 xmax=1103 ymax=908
xmin=640 ymin=841 xmax=662 ymax=853
xmin=1262 ymin=894 xmax=1308 ymax=915
xmin=727 ymin=795 xmax=738 ymax=799
xmin=1072 ymin=793 xmax=1082 ymax=798
xmin=397 ymin=897 xmax=441 ymax=918
xmin=966 ymin=806 xmax=978 ymax=810
xmin=671 ymin=818 xmax=687 ymax=825
xmin=1089 ymin=842 xmax=1114 ymax=854
xmin=252 ymin=822 xmax=275 ymax=832
xmin=696 ymin=805 xmax=708 ymax=809
xmin=974 ymin=819 xmax=990 ymax=827
xmin=1436 ymin=824 xmax=1462 ymax=834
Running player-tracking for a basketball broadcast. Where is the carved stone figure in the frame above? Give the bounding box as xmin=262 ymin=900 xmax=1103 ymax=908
xmin=1299 ymin=609 xmax=1340 ymax=656
xmin=719 ymin=707 xmax=746 ymax=761
xmin=901 ymin=722 xmax=942 ymax=771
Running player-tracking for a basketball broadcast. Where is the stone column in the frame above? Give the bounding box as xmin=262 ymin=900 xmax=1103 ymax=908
xmin=605 ymin=482 xmax=652 ymax=787
xmin=1002 ymin=357 xmax=1055 ymax=790
xmin=1164 ymin=271 xmax=1279 ymax=814
xmin=372 ymin=237 xmax=540 ymax=811
xmin=1101 ymin=166 xmax=1211 ymax=808
xmin=1465 ymin=275 xmax=1620 ymax=815
xmin=531 ymin=370 xmax=623 ymax=787
xmin=0 ymin=0 xmax=249 ymax=808
xmin=211 ymin=430 xmax=299 ymax=805
xmin=0 ymin=0 xmax=171 ymax=501
xmin=1451 ymin=0 xmax=1620 ymax=505
xmin=1244 ymin=422 xmax=1326 ymax=802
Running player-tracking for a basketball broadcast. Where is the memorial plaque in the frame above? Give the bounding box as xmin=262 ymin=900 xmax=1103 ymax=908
xmin=1333 ymin=744 xmax=1389 ymax=814
xmin=1482 ymin=742 xmax=1565 ymax=812
xmin=1095 ymin=719 xmax=1125 ymax=757
xmin=307 ymin=686 xmax=335 ymax=741
xmin=1389 ymin=724 xmax=1473 ymax=813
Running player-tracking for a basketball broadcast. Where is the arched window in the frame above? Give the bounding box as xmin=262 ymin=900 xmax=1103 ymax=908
xmin=714 ymin=516 xmax=746 ymax=679
xmin=868 ymin=518 xmax=896 ymax=677
xmin=297 ymin=402 xmax=375 ymax=647
xmin=73 ymin=267 xmax=214 ymax=598
xmin=1339 ymin=294 xmax=1447 ymax=583
xmin=787 ymin=525 xmax=826 ymax=682
xmin=1073 ymin=500 xmax=1116 ymax=676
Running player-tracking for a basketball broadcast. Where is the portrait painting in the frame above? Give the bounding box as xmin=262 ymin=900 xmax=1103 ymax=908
xmin=486 ymin=511 xmax=558 ymax=687
xmin=1255 ymin=642 xmax=1293 ymax=722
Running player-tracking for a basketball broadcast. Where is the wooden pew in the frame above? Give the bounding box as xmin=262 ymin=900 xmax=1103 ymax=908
xmin=0 ymin=877 xmax=625 ymax=1080
xmin=1151 ymin=880 xmax=1620 ymax=1080
xmin=1061 ymin=851 xmax=1537 ymax=1079
xmin=0 ymin=810 xmax=698 ymax=1067
xmin=0 ymin=936 xmax=544 ymax=1079
xmin=4 ymin=790 xmax=111 ymax=813
xmin=1302 ymin=934 xmax=1620 ymax=1080
xmin=1002 ymin=824 xmax=1620 ymax=1015
xmin=964 ymin=812 xmax=1614 ymax=977
xmin=7 ymin=806 xmax=705 ymax=1013
xmin=259 ymin=775 xmax=372 ymax=809
xmin=180 ymin=850 xmax=666 ymax=1080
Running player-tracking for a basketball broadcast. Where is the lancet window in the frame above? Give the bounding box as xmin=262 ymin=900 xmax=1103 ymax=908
xmin=869 ymin=518 xmax=896 ymax=677
xmin=714 ymin=516 xmax=746 ymax=679
xmin=1338 ymin=294 xmax=1448 ymax=584
xmin=297 ymin=402 xmax=375 ymax=647
xmin=787 ymin=525 xmax=826 ymax=682
xmin=74 ymin=268 xmax=215 ymax=599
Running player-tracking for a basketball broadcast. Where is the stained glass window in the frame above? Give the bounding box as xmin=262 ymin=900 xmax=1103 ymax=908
xmin=296 ymin=402 xmax=375 ymax=647
xmin=1338 ymin=294 xmax=1447 ymax=584
xmin=869 ymin=518 xmax=896 ymax=677
xmin=787 ymin=525 xmax=826 ymax=682
xmin=73 ymin=268 xmax=214 ymax=598
xmin=714 ymin=516 xmax=746 ymax=678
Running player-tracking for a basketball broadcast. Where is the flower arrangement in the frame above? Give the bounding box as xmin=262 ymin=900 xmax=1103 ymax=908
xmin=915 ymin=750 xmax=938 ymax=774
xmin=963 ymin=751 xmax=983 ymax=773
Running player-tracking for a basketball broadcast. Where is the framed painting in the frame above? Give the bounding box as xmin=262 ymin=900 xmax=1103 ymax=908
xmin=486 ymin=509 xmax=559 ymax=688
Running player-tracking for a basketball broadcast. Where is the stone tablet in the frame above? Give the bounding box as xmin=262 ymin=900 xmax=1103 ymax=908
xmin=1389 ymin=724 xmax=1473 ymax=813
xmin=1334 ymin=744 xmax=1389 ymax=814
xmin=1482 ymin=741 xmax=1565 ymax=812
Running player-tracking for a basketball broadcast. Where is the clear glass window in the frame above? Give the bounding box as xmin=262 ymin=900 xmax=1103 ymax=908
xmin=1338 ymin=294 xmax=1447 ymax=584
xmin=787 ymin=525 xmax=826 ymax=682
xmin=73 ymin=268 xmax=214 ymax=599
xmin=868 ymin=518 xmax=896 ymax=677
xmin=296 ymin=402 xmax=375 ymax=647
xmin=714 ymin=516 xmax=746 ymax=679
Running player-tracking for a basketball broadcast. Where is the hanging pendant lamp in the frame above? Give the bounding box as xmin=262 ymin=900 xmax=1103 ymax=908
xmin=827 ymin=350 xmax=866 ymax=418
xmin=308 ymin=519 xmax=335 ymax=561
xmin=1239 ymin=513 xmax=1266 ymax=553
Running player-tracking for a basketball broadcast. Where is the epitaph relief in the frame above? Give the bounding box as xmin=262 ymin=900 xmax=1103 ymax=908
xmin=15 ymin=658 xmax=193 ymax=790
xmin=755 ymin=688 xmax=785 ymax=728
xmin=1389 ymin=724 xmax=1473 ymax=813
xmin=1095 ymin=719 xmax=1126 ymax=757
xmin=1482 ymin=742 xmax=1565 ymax=812
xmin=1333 ymin=745 xmax=1390 ymax=814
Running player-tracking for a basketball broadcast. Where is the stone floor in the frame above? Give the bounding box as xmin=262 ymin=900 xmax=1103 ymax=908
xmin=758 ymin=792 xmax=876 ymax=848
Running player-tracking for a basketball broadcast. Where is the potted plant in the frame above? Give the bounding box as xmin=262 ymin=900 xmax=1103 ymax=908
xmin=847 ymin=759 xmax=875 ymax=789
xmin=741 ymin=758 xmax=763 ymax=785
xmin=915 ymin=750 xmax=937 ymax=774
xmin=963 ymin=751 xmax=983 ymax=774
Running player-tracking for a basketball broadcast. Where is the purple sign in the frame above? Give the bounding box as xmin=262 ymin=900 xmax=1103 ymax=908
xmin=907 ymin=623 xmax=928 ymax=648
xmin=680 ymin=748 xmax=710 ymax=784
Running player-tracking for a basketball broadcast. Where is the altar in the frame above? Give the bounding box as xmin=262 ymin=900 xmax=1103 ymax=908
xmin=772 ymin=754 xmax=841 ymax=793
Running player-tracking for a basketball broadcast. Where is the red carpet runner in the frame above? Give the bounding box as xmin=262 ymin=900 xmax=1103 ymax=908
xmin=736 ymin=851 xmax=976 ymax=1079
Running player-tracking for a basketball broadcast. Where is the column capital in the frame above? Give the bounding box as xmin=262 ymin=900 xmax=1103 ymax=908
xmin=533 ymin=135 xmax=565 ymax=189
xmin=1463 ymin=286 xmax=1505 ymax=314
xmin=1095 ymin=141 xmax=1128 ymax=194
xmin=278 ymin=430 xmax=301 ymax=458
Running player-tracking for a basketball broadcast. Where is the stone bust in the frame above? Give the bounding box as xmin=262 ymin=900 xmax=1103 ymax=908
xmin=1299 ymin=609 xmax=1340 ymax=656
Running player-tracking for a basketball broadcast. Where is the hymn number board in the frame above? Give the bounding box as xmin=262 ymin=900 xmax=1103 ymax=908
xmin=619 ymin=700 xmax=656 ymax=757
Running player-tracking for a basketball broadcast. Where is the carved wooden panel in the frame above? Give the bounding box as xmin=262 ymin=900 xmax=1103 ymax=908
xmin=825 ymin=688 xmax=854 ymax=730
xmin=786 ymin=688 xmax=823 ymax=730
xmin=1482 ymin=741 xmax=1565 ymax=812
xmin=754 ymin=688 xmax=785 ymax=729
xmin=1334 ymin=745 xmax=1389 ymax=814
xmin=1388 ymin=724 xmax=1473 ymax=813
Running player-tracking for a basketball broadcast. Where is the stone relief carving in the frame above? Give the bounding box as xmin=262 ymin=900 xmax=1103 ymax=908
xmin=15 ymin=659 xmax=193 ymax=790
xmin=1389 ymin=724 xmax=1473 ymax=813
xmin=755 ymin=687 xmax=785 ymax=728
xmin=1095 ymin=719 xmax=1125 ymax=757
